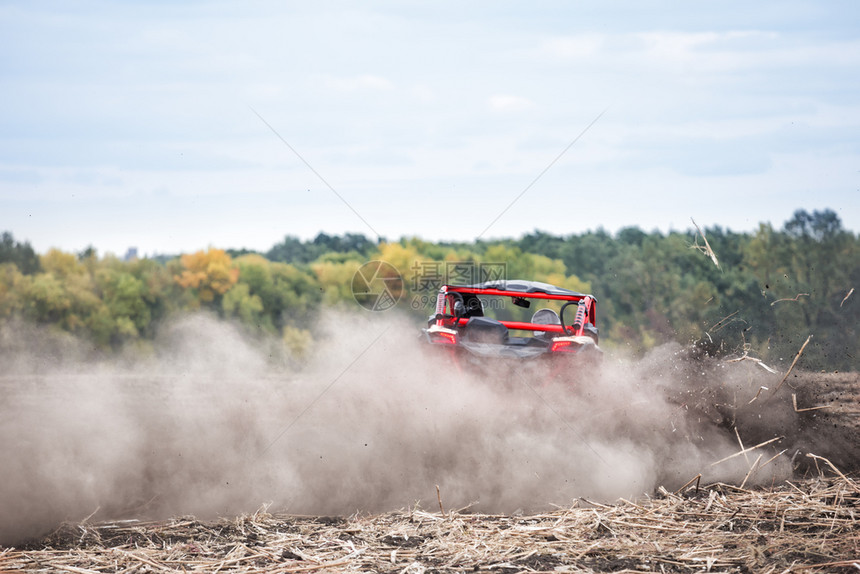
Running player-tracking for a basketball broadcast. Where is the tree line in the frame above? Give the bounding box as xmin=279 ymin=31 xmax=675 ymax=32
xmin=1 ymin=209 xmax=857 ymax=369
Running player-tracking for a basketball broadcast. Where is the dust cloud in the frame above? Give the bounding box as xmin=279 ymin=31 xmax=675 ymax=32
xmin=0 ymin=312 xmax=797 ymax=546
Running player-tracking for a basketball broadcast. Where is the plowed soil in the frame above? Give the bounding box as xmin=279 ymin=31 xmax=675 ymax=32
xmin=3 ymin=476 xmax=858 ymax=573
xmin=786 ymin=371 xmax=860 ymax=472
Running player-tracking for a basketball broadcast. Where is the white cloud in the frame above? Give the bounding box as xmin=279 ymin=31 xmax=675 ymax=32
xmin=318 ymin=74 xmax=394 ymax=93
xmin=488 ymin=94 xmax=533 ymax=113
xmin=410 ymin=84 xmax=436 ymax=104
xmin=538 ymin=35 xmax=604 ymax=60
xmin=631 ymin=30 xmax=788 ymax=74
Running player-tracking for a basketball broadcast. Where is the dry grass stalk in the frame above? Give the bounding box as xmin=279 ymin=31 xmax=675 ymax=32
xmin=690 ymin=218 xmax=720 ymax=269
xmin=726 ymin=349 xmax=778 ymax=376
xmin=805 ymin=454 xmax=860 ymax=494
xmin=4 ymin=476 xmax=858 ymax=573
xmin=770 ymin=293 xmax=810 ymax=307
xmin=674 ymin=473 xmax=702 ymax=495
xmin=708 ymin=310 xmax=739 ymax=333
xmin=748 ymin=385 xmax=771 ymax=404
xmin=792 ymin=393 xmax=831 ymax=413
xmin=734 ymin=426 xmax=750 ymax=464
xmin=725 ymin=338 xmax=778 ymax=377
xmin=739 ymin=453 xmax=764 ymax=489
xmin=710 ymin=435 xmax=783 ymax=467
xmin=840 ymin=287 xmax=854 ymax=307
xmin=435 ymin=485 xmax=446 ymax=518
xmin=771 ymin=335 xmax=813 ymax=396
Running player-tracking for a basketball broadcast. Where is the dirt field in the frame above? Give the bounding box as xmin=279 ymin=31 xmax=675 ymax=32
xmin=2 ymin=369 xmax=858 ymax=573
xmin=3 ymin=475 xmax=858 ymax=573
xmin=776 ymin=371 xmax=860 ymax=475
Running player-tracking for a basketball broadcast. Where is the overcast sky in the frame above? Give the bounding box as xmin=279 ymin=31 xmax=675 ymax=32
xmin=2 ymin=1 xmax=858 ymax=256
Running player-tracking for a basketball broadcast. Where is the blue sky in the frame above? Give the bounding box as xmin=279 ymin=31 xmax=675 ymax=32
xmin=2 ymin=1 xmax=858 ymax=256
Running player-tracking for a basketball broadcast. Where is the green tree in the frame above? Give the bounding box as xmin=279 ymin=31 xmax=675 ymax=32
xmin=21 ymin=258 xmax=102 ymax=333
xmin=93 ymin=268 xmax=151 ymax=342
xmin=0 ymin=232 xmax=40 ymax=274
xmin=222 ymin=283 xmax=265 ymax=326
xmin=232 ymin=254 xmax=322 ymax=331
xmin=0 ymin=263 xmax=29 ymax=318
xmin=266 ymin=232 xmax=376 ymax=264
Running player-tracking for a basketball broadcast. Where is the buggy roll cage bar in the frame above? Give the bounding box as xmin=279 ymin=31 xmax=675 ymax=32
xmin=433 ymin=285 xmax=597 ymax=338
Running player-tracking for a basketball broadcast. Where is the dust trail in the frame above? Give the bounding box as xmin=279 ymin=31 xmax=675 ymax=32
xmin=0 ymin=312 xmax=794 ymax=546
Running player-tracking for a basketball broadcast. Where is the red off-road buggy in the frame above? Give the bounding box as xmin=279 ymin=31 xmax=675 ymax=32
xmin=423 ymin=280 xmax=601 ymax=366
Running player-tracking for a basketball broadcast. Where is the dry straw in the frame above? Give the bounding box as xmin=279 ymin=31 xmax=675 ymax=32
xmin=771 ymin=335 xmax=813 ymax=397
xmin=840 ymin=287 xmax=854 ymax=308
xmin=4 ymin=473 xmax=857 ymax=573
xmin=690 ymin=218 xmax=720 ymax=270
xmin=770 ymin=293 xmax=810 ymax=307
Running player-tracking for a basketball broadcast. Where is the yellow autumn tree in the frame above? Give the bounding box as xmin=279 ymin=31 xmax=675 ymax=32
xmin=174 ymin=248 xmax=239 ymax=303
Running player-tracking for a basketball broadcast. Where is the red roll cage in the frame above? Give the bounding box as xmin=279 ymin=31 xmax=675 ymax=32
xmin=433 ymin=284 xmax=597 ymax=339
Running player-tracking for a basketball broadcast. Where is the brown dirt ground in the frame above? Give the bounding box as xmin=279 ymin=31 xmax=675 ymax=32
xmin=3 ymin=476 xmax=858 ymax=573
xmin=784 ymin=371 xmax=860 ymax=473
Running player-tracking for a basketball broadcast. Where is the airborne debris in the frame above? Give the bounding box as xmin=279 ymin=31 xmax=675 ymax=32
xmin=772 ymin=334 xmax=813 ymax=396
xmin=770 ymin=292 xmax=810 ymax=306
xmin=709 ymin=435 xmax=783 ymax=467
xmin=707 ymin=310 xmax=741 ymax=333
xmin=841 ymin=287 xmax=855 ymax=307
xmin=725 ymin=338 xmax=778 ymax=376
xmin=690 ymin=218 xmax=720 ymax=269
xmin=792 ymin=393 xmax=830 ymax=413
xmin=726 ymin=352 xmax=778 ymax=375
